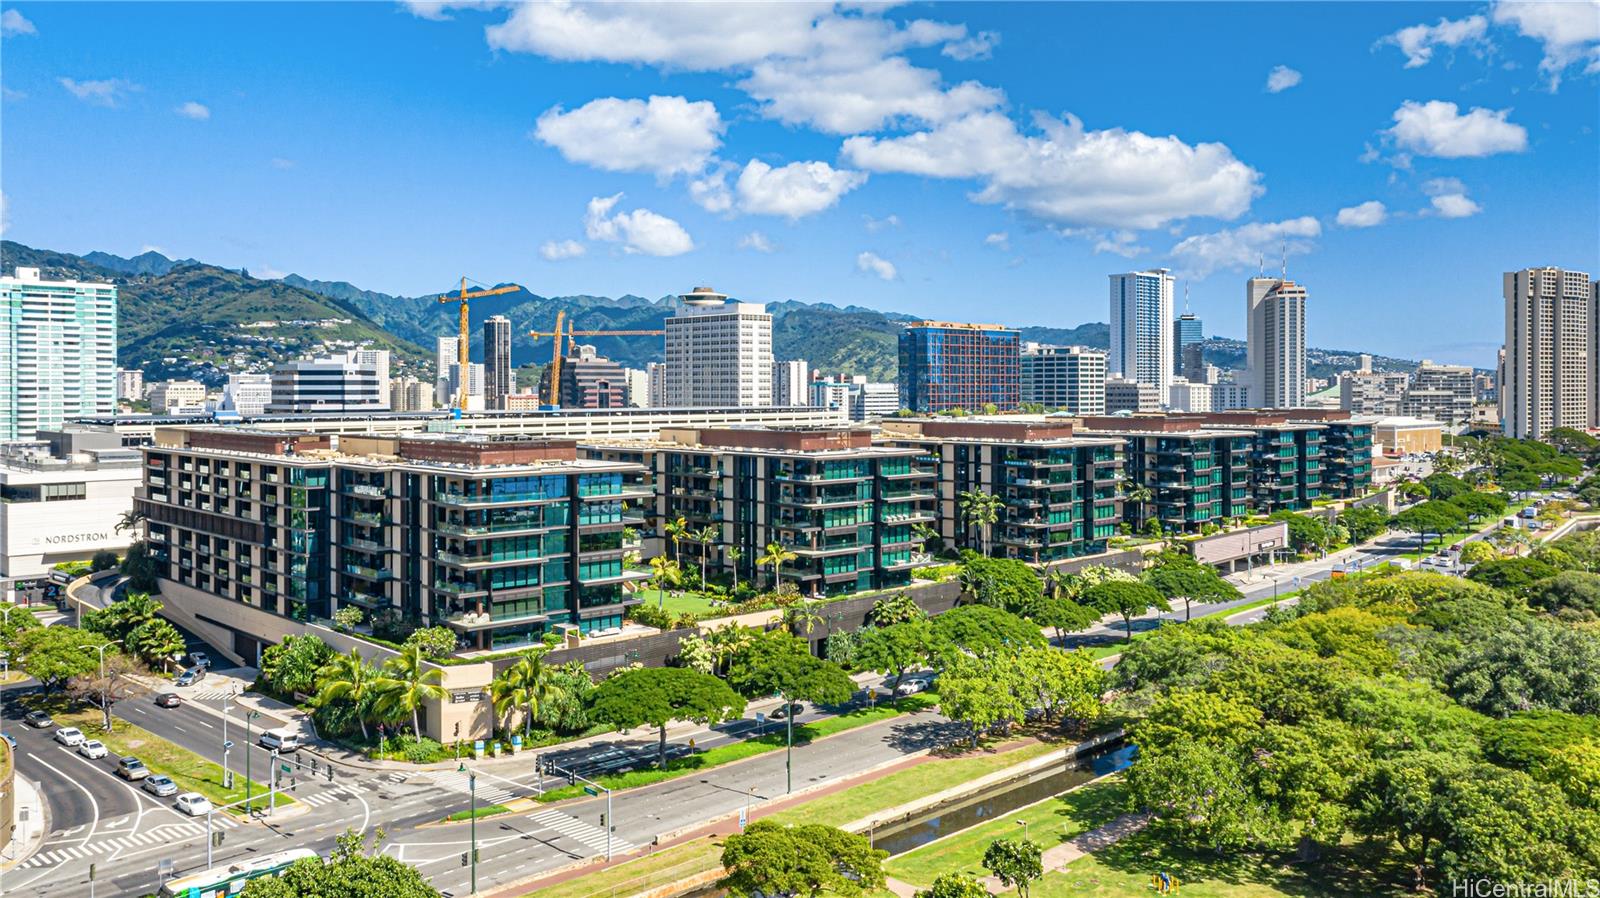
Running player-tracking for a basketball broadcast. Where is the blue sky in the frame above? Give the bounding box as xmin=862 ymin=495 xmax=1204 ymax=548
xmin=2 ymin=2 xmax=1597 ymax=366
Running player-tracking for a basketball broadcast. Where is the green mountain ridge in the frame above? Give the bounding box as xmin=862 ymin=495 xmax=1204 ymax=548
xmin=4 ymin=242 xmax=1440 ymax=388
xmin=1 ymin=241 xmax=430 ymax=385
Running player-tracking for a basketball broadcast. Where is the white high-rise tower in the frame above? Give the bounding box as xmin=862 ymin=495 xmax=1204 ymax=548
xmin=1501 ymin=267 xmax=1594 ymax=439
xmin=1107 ymin=269 xmax=1174 ymax=406
xmin=0 ymin=267 xmax=118 ymax=440
xmin=1246 ymin=275 xmax=1307 ymax=409
xmin=664 ymin=286 xmax=773 ymax=407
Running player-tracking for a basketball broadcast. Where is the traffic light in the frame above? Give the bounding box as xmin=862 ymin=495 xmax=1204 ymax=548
xmin=213 ymin=831 xmax=224 ymax=848
xmin=599 ymin=813 xmax=606 ymax=827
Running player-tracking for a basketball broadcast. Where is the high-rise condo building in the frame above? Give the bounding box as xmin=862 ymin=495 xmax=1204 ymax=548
xmin=897 ymin=321 xmax=1021 ymax=413
xmin=1021 ymin=345 xmax=1106 ymax=415
xmin=538 ymin=344 xmax=626 ymax=409
xmin=664 ymin=286 xmax=773 ymax=408
xmin=435 ymin=335 xmax=460 ymax=405
xmin=116 ymin=368 xmax=146 ymax=402
xmin=149 ymin=380 xmax=208 ymax=415
xmin=221 ymin=373 xmax=273 ymax=416
xmin=483 ymin=315 xmax=513 ymax=410
xmin=621 ymin=368 xmax=650 ymax=408
xmin=645 ymin=362 xmax=668 ymax=407
xmin=1173 ymin=313 xmax=1203 ymax=376
xmin=1340 ymin=371 xmax=1410 ymax=416
xmin=1401 ymin=361 xmax=1475 ymax=426
xmin=1246 ymin=276 xmax=1307 ymax=409
xmin=0 ymin=267 xmax=118 ymax=441
xmin=1108 ymin=269 xmax=1174 ymax=405
xmin=773 ymin=359 xmax=812 ymax=407
xmin=1105 ymin=377 xmax=1161 ymax=414
xmin=1501 ymin=267 xmax=1594 ymax=439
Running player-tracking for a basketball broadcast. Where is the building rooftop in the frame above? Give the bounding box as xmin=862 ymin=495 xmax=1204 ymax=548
xmin=584 ymin=426 xmax=922 ymax=459
xmin=879 ymin=418 xmax=1119 ymax=446
xmin=151 ymin=428 xmax=638 ymax=474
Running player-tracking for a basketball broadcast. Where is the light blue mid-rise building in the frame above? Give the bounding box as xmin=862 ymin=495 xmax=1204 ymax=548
xmin=0 ymin=266 xmax=118 ymax=442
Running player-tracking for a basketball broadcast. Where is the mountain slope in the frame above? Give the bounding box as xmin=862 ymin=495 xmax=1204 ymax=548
xmin=1 ymin=241 xmax=429 ymax=384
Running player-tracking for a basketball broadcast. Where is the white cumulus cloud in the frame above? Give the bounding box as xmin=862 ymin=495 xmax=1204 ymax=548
xmin=1335 ymin=200 xmax=1388 ymax=228
xmin=843 ymin=110 xmax=1261 ymax=231
xmin=983 ymin=231 xmax=1009 ymax=250
xmin=534 ymin=95 xmax=724 ymax=178
xmin=2 ymin=9 xmax=37 ymax=36
xmin=0 ymin=191 xmax=9 ymax=236
xmin=1387 ymin=100 xmax=1528 ymax=158
xmin=539 ymin=239 xmax=587 ymax=261
xmin=58 ymin=77 xmax=139 ymax=107
xmin=175 ymin=101 xmax=210 ymax=120
xmin=1265 ymin=65 xmax=1302 ymax=92
xmin=584 ymin=194 xmax=694 ymax=257
xmin=942 ymin=30 xmax=999 ymax=61
xmin=1491 ymin=1 xmax=1600 ymax=89
xmin=1169 ymin=217 xmax=1322 ymax=280
xmin=856 ymin=251 xmax=896 ymax=281
xmin=734 ymin=160 xmax=866 ymax=219
xmin=1421 ymin=178 xmax=1483 ymax=218
xmin=1380 ymin=15 xmax=1488 ymax=67
xmin=738 ymin=231 xmax=775 ymax=253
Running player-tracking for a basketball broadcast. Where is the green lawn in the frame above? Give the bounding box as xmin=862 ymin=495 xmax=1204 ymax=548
xmin=1039 ymin=830 xmax=1411 ymax=898
xmin=29 ymin=695 xmax=286 ymax=815
xmin=444 ymin=803 xmax=511 ymax=821
xmin=884 ymin=777 xmax=1128 ymax=888
xmin=537 ymin=694 xmax=940 ymax=802
xmin=631 ymin=588 xmax=724 ymax=618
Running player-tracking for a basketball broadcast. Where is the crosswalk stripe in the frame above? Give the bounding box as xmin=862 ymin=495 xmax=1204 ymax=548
xmin=526 ymin=810 xmax=634 ymax=853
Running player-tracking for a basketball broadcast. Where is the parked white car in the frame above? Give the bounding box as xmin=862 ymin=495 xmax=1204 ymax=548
xmin=53 ymin=727 xmax=85 ymax=747
xmin=894 ymin=679 xmax=928 ymax=697
xmin=174 ymin=793 xmax=212 ymax=817
xmin=77 ymin=739 xmax=108 ymax=759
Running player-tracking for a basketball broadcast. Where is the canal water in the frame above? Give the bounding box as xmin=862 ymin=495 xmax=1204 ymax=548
xmin=869 ymin=740 xmax=1138 ymax=857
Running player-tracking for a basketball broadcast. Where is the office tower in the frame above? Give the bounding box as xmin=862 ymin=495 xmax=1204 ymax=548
xmin=898 ymin=321 xmax=1021 ymax=413
xmin=1502 ymin=267 xmax=1594 ymax=438
xmin=483 ymin=315 xmax=513 ymax=410
xmin=1246 ymin=275 xmax=1307 ymax=409
xmin=1593 ymin=279 xmax=1599 ymax=427
xmin=1108 ymin=269 xmax=1174 ymax=405
xmin=1021 ymin=345 xmax=1106 ymax=415
xmin=221 ymin=373 xmax=273 ymax=416
xmin=1105 ymin=377 xmax=1160 ymax=414
xmin=1173 ymin=313 xmax=1203 ymax=376
xmin=268 ymin=354 xmax=388 ymax=413
xmin=1340 ymin=370 xmax=1410 ymax=416
xmin=1358 ymin=354 xmax=1373 ymax=374
xmin=116 ymin=369 xmax=146 ymax=402
xmin=435 ymin=335 xmax=460 ymax=404
xmin=148 ymin=380 xmax=208 ymax=414
xmin=0 ymin=267 xmax=118 ymax=441
xmin=538 ymin=344 xmax=626 ymax=409
xmin=1169 ymin=380 xmax=1214 ymax=413
xmin=621 ymin=368 xmax=650 ymax=407
xmin=855 ymin=382 xmax=899 ymax=420
xmin=1212 ymin=382 xmax=1251 ymax=411
xmin=1401 ymin=361 xmax=1475 ymax=425
xmin=772 ymin=359 xmax=812 ymax=407
xmin=646 ymin=362 xmax=669 ymax=407
xmin=349 ymin=349 xmax=391 ymax=400
xmin=1180 ymin=343 xmax=1206 ymax=384
xmin=663 ymin=286 xmax=773 ymax=408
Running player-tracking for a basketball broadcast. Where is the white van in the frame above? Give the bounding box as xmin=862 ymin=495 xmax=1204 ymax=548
xmin=259 ymin=729 xmax=301 ymax=752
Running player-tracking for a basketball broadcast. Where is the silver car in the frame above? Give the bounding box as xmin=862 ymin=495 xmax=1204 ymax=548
xmin=142 ymin=775 xmax=178 ymax=798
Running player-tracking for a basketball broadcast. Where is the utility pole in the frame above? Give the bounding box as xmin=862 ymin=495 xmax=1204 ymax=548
xmin=245 ymin=710 xmax=260 ymax=813
xmin=459 ymin=763 xmax=477 ymax=894
xmin=78 ymin=640 xmax=121 ymax=730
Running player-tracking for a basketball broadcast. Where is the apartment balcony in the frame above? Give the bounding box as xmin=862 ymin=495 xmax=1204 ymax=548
xmin=342 ymin=536 xmax=394 ymax=553
xmin=774 ymin=492 xmax=869 ymax=509
xmin=881 ymin=508 xmax=935 ymax=525
xmin=345 ymin=483 xmax=389 ymax=499
xmin=432 ymin=579 xmax=488 ymax=598
xmin=444 ymin=608 xmax=550 ymax=632
xmin=346 ymin=511 xmax=390 ymax=527
xmin=341 ymin=589 xmax=389 ymax=610
xmin=997 ymin=534 xmax=1045 ymax=550
xmin=880 ymin=488 xmax=936 ymax=501
xmin=774 ymin=470 xmax=870 ymax=484
xmin=436 ymin=491 xmax=559 ymax=508
xmin=434 ymin=519 xmax=551 ymax=538
xmin=343 ymin=563 xmax=395 ymax=581
xmin=879 ymin=466 xmax=936 ymax=480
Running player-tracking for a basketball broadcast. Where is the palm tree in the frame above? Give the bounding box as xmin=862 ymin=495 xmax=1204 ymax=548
xmin=662 ymin=516 xmax=689 ymax=565
xmin=114 ymin=506 xmax=148 ymax=535
xmin=1122 ymin=482 xmax=1154 ymax=530
xmin=490 ymin=649 xmax=557 ymax=740
xmin=373 ymin=644 xmax=447 ymax=745
xmin=726 ymin=546 xmax=744 ymax=595
xmin=314 ymin=648 xmax=379 ymax=743
xmin=649 ymin=556 xmax=682 ymax=609
xmin=692 ymin=524 xmax=719 ymax=591
xmin=782 ymin=599 xmax=824 ymax=637
xmin=911 ymin=522 xmax=940 ymax=557
xmin=706 ymin=624 xmax=755 ymax=677
xmin=758 ymin=541 xmax=797 ymax=591
xmin=957 ymin=488 xmax=1003 ymax=555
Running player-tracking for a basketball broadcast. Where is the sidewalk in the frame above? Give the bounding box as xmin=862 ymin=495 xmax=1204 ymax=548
xmin=0 ymin=775 xmax=47 ymax=871
xmin=977 ymin=811 xmax=1152 ymax=893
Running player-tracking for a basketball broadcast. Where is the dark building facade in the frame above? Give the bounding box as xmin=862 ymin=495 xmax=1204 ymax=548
xmin=898 ymin=321 xmax=1021 ymax=413
xmin=538 ymin=345 xmax=627 ymax=409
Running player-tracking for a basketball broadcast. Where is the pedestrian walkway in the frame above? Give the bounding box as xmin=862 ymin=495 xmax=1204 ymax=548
xmin=978 ymin=812 xmax=1152 ymax=892
xmin=422 ymin=768 xmax=518 ymax=806
xmin=527 ymin=809 xmax=634 ymax=855
xmin=19 ymin=819 xmax=242 ymax=869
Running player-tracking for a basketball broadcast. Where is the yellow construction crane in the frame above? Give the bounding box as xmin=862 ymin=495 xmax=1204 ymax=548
xmin=529 ymin=314 xmax=665 ymax=407
xmin=437 ymin=277 xmax=522 ymax=414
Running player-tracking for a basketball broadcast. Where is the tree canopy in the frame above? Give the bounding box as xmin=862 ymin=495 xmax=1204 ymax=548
xmin=241 ymin=830 xmax=440 ymax=898
xmin=1142 ymin=552 xmax=1240 ymax=621
xmin=590 ymin=666 xmax=745 ymax=768
xmin=719 ymin=821 xmax=886 ymax=898
xmin=725 ymin=632 xmax=854 ymax=707
xmin=1083 ymin=580 xmax=1165 ymax=643
xmin=928 ymin=605 xmax=1045 ymax=662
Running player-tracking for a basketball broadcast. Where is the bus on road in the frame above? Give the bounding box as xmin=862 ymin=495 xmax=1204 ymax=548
xmin=158 ymin=848 xmax=319 ymax=898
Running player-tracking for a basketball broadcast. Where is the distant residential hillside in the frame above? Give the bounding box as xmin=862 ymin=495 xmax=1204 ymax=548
xmin=4 ymin=241 xmax=1433 ymax=386
xmin=0 ymin=242 xmax=429 ymax=385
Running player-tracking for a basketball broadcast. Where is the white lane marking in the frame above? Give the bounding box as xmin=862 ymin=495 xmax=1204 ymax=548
xmin=13 ymin=753 xmax=102 ymax=888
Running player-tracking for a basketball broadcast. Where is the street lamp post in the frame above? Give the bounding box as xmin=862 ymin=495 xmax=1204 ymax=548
xmin=785 ymin=694 xmax=794 ymax=794
xmin=1016 ymin=819 xmax=1029 ymax=842
xmin=459 ymin=763 xmax=477 ymax=895
xmin=245 ymin=710 xmax=260 ymax=813
xmin=268 ymin=747 xmax=280 ymax=816
xmin=221 ymin=690 xmax=237 ymax=791
xmin=79 ymin=640 xmax=121 ymax=730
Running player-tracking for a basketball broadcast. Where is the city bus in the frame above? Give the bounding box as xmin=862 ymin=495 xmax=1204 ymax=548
xmin=158 ymin=849 xmax=320 ymax=898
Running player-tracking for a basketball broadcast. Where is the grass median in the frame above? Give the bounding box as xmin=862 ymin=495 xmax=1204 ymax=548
xmin=536 ymin=693 xmax=940 ymax=803
xmin=24 ymin=694 xmax=288 ymax=816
